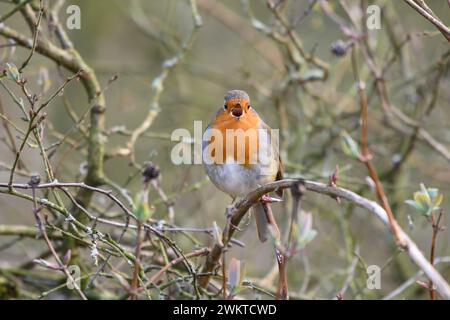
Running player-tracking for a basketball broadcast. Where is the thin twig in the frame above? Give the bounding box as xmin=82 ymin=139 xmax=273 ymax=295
xmin=31 ymin=186 xmax=87 ymax=300
xmin=19 ymin=0 xmax=44 ymax=72
xmin=125 ymin=0 xmax=202 ymax=163
xmin=428 ymin=209 xmax=444 ymax=300
xmin=0 ymin=0 xmax=33 ymax=23
xmin=403 ymin=0 xmax=450 ymax=42
xmin=351 ymin=47 xmax=405 ymax=247
xmin=130 ymin=221 xmax=143 ymax=299
xmin=139 ymin=247 xmax=209 ymax=292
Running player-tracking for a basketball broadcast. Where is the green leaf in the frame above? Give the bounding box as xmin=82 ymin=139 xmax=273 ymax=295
xmin=427 ymin=188 xmax=439 ymax=199
xmin=434 ymin=193 xmax=443 ymax=208
xmin=419 ymin=183 xmax=431 ymax=204
xmin=340 ymin=131 xmax=360 ymax=158
xmin=405 ymin=184 xmax=444 ymax=218
xmin=297 ymin=211 xmax=317 ymax=249
xmin=5 ymin=62 xmax=20 ymax=82
xmin=405 ymin=200 xmax=425 ymax=213
xmin=133 ymin=190 xmax=151 ymax=222
xmin=303 ymin=229 xmax=317 ymax=244
xmin=413 ymin=192 xmax=430 ymax=209
xmin=299 ymin=211 xmax=313 ymax=236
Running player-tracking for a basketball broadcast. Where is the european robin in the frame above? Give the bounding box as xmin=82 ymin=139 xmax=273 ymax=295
xmin=202 ymin=90 xmax=283 ymax=242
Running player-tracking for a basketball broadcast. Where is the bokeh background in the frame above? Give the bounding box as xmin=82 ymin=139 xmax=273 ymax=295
xmin=1 ymin=0 xmax=449 ymax=299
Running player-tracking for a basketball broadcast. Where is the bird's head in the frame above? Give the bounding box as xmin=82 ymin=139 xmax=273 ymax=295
xmin=223 ymin=90 xmax=251 ymax=119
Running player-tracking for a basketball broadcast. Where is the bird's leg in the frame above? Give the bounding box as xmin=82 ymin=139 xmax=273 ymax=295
xmin=226 ymin=197 xmax=243 ymax=230
xmin=227 ymin=197 xmax=237 ymax=214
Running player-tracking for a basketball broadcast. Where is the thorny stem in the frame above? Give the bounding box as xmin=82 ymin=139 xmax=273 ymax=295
xmin=351 ymin=47 xmax=405 ymax=248
xmin=222 ymin=212 xmax=232 ymax=299
xmin=429 ymin=210 xmax=443 ymax=300
xmin=287 ymin=183 xmax=304 ymax=252
xmin=275 ymin=247 xmax=288 ymax=300
xmin=277 ymin=183 xmax=306 ymax=300
xmin=130 ymin=222 xmax=143 ymax=300
xmin=196 ymin=178 xmax=450 ymax=299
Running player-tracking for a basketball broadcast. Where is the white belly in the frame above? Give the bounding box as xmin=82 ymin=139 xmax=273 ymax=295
xmin=203 ymin=162 xmax=276 ymax=198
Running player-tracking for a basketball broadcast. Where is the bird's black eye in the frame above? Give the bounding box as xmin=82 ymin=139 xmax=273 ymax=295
xmin=248 ymin=104 xmax=251 ymax=109
xmin=224 ymin=104 xmax=228 ymax=109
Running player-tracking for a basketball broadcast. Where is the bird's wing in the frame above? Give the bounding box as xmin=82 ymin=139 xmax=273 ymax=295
xmin=260 ymin=121 xmax=284 ymax=197
xmin=202 ymin=123 xmax=212 ymax=152
xmin=202 ymin=107 xmax=226 ymax=149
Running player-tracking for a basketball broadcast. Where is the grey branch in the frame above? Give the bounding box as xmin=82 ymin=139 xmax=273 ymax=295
xmin=1 ymin=178 xmax=450 ymax=299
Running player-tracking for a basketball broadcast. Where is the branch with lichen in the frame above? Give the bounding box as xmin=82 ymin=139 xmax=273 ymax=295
xmin=0 ymin=2 xmax=107 ymax=222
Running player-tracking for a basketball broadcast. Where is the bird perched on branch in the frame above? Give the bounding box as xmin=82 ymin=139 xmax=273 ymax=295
xmin=202 ymin=90 xmax=283 ymax=242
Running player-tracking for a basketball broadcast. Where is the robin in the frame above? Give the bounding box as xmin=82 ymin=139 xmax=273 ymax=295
xmin=202 ymin=90 xmax=283 ymax=242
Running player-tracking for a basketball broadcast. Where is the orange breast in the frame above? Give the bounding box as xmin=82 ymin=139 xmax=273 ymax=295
xmin=209 ymin=110 xmax=261 ymax=166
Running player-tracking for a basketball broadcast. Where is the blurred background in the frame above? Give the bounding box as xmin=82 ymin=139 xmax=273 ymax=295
xmin=0 ymin=0 xmax=449 ymax=299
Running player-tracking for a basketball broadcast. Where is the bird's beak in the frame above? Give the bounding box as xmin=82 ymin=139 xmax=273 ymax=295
xmin=231 ymin=104 xmax=243 ymax=118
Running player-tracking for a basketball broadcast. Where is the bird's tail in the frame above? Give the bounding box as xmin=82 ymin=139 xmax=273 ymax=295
xmin=252 ymin=202 xmax=280 ymax=242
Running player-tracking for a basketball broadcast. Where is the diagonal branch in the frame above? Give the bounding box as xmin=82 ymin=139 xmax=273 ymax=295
xmin=351 ymin=48 xmax=404 ymax=247
xmin=403 ymin=0 xmax=450 ymax=42
xmin=197 ymin=178 xmax=450 ymax=299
